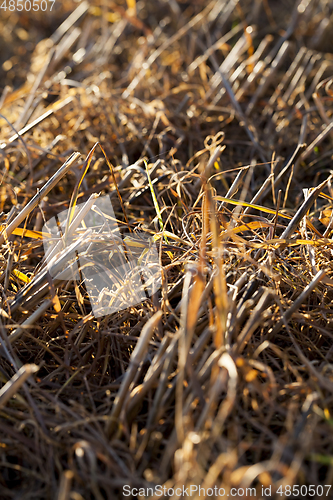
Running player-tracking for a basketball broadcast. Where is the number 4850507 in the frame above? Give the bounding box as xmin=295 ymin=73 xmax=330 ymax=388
xmin=0 ymin=0 xmax=55 ymax=11
xmin=276 ymin=484 xmax=331 ymax=496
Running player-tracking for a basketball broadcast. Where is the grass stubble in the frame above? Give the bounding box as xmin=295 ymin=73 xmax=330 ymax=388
xmin=1 ymin=0 xmax=333 ymax=498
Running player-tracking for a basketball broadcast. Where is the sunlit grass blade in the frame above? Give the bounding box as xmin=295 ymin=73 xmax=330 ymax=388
xmin=215 ymin=195 xmax=293 ymax=218
xmin=144 ymin=160 xmax=164 ymax=233
xmin=230 ymin=220 xmax=275 ymax=234
xmin=9 ymin=227 xmax=50 ymax=239
xmin=126 ymin=0 xmax=136 ymax=15
xmin=144 ymin=160 xmax=172 ymax=258
xmin=12 ymin=269 xmax=31 ymax=283
xmin=215 ymin=195 xmax=322 ymax=237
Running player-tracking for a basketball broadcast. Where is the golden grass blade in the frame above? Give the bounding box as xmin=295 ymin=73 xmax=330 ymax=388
xmin=144 ymin=160 xmax=164 ymax=232
xmin=126 ymin=0 xmax=136 ymax=15
xmin=230 ymin=220 xmax=275 ymax=234
xmin=208 ymin=188 xmax=228 ymax=349
xmin=144 ymin=159 xmax=171 ymax=255
xmin=215 ymin=195 xmax=323 ymax=237
xmin=12 ymin=269 xmax=31 ymax=284
xmin=152 ymin=230 xmax=193 ymax=246
xmin=215 ymin=195 xmax=293 ymax=218
xmin=229 ymin=237 xmax=333 ymax=249
xmin=10 ymin=228 xmax=49 ymax=239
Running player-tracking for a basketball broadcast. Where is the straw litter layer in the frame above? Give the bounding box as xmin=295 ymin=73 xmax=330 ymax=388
xmin=1 ymin=1 xmax=333 ymax=498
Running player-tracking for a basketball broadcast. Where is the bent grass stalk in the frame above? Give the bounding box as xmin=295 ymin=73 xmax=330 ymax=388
xmin=64 ymin=142 xmax=130 ymax=244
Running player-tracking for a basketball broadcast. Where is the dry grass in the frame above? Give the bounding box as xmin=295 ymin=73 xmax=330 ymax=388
xmin=1 ymin=0 xmax=333 ymax=498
